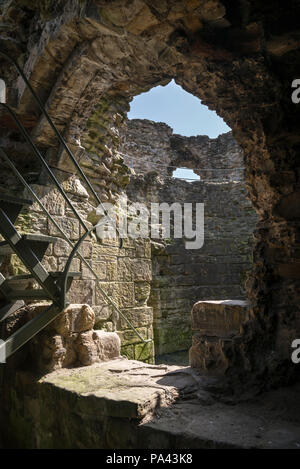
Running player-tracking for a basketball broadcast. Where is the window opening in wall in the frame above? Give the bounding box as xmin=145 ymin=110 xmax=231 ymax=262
xmin=172 ymin=168 xmax=200 ymax=182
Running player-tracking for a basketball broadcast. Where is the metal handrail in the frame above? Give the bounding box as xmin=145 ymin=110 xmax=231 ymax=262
xmin=0 ymin=50 xmax=122 ymax=244
xmin=0 ymin=103 xmax=90 ymax=233
xmin=0 ymin=50 xmax=150 ymax=343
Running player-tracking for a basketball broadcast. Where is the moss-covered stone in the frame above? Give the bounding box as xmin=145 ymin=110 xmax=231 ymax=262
xmin=121 ymin=344 xmax=135 ymax=360
xmin=154 ymin=325 xmax=192 ymax=356
xmin=134 ymin=341 xmax=154 ymax=362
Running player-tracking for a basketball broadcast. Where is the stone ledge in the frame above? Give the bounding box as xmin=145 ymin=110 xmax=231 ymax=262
xmin=40 ymin=359 xmax=180 ymax=420
xmin=189 ymin=300 xmax=249 ymax=374
xmin=2 ymin=360 xmax=300 ymax=449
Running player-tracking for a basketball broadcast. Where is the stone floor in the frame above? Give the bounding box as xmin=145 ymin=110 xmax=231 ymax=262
xmin=24 ymin=358 xmax=300 ymax=449
xmin=156 ymin=350 xmax=189 ymax=366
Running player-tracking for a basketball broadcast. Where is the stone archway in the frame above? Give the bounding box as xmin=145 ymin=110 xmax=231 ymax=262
xmin=0 ymin=0 xmax=299 ymax=389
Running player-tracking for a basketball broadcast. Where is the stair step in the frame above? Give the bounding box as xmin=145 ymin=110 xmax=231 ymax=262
xmin=0 ymin=193 xmax=32 ymax=224
xmin=0 ymin=210 xmax=59 ymax=299
xmin=5 ymin=289 xmax=52 ymax=301
xmin=0 ymin=272 xmax=80 ymax=301
xmin=0 ymin=300 xmax=25 ymax=322
xmin=0 ymin=233 xmax=60 ymax=256
xmin=5 ymin=271 xmax=81 ymax=282
xmin=0 ymin=303 xmax=62 ymax=360
xmin=23 ymin=234 xmax=60 ymax=243
xmin=0 ymin=192 xmax=32 ymax=206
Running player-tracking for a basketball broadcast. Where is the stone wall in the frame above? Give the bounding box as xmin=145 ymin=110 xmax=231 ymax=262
xmin=0 ymin=113 xmax=256 ymax=361
xmin=122 ymin=119 xmax=245 ymax=181
xmin=122 ymin=120 xmax=257 ymax=355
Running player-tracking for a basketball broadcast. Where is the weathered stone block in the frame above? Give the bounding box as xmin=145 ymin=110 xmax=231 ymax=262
xmin=189 ymin=334 xmax=233 ymax=376
xmin=118 ymin=258 xmax=152 ymax=282
xmin=135 ymin=239 xmax=152 ymax=259
xmin=42 ymin=256 xmax=58 ymax=272
xmin=68 ymin=280 xmax=95 ymax=305
xmin=118 ymin=257 xmax=133 ymax=281
xmin=53 ymin=239 xmax=72 ymax=257
xmin=77 ymin=241 xmax=93 ymax=259
xmin=126 ymin=4 xmax=159 ymax=34
xmin=191 ymin=300 xmax=249 ymax=337
xmin=58 ymin=257 xmax=81 ymax=273
xmin=119 ymin=306 xmax=153 ymax=329
xmin=93 ymin=330 xmax=121 ymax=361
xmin=119 ymin=327 xmax=148 ymax=345
xmin=93 ymin=243 xmax=120 ymax=260
xmin=48 ymin=217 xmax=80 ymax=240
xmin=82 ymin=260 xmax=107 ymax=280
xmin=131 ymin=259 xmax=152 ymax=281
xmin=116 ymin=282 xmax=135 ymax=308
xmin=183 ymin=12 xmax=203 ymax=33
xmin=134 ymin=281 xmax=151 ymax=305
xmin=94 ymin=304 xmax=113 ymax=326
xmin=106 ymin=259 xmax=118 ymax=281
xmin=24 ymin=303 xmax=120 ymax=372
xmin=102 ymin=321 xmax=115 ymax=332
xmin=121 ymin=344 xmax=135 ymax=360
xmin=75 ymin=330 xmax=99 ymax=366
xmin=167 ymin=3 xmax=188 ymax=21
xmin=26 ymin=185 xmax=66 ymax=216
xmin=99 ymin=0 xmax=144 ymax=28
xmin=53 ymin=304 xmax=95 ymax=337
xmin=189 ymin=300 xmax=249 ymax=374
xmin=61 ymin=176 xmax=89 ymax=198
xmin=31 ymin=333 xmax=77 ymax=372
xmin=96 ymin=281 xmax=135 ymax=309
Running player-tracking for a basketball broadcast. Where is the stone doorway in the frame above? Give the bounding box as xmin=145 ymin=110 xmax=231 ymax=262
xmin=120 ymin=112 xmax=257 ymax=365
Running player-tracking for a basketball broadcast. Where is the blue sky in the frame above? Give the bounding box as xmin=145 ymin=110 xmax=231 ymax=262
xmin=128 ymin=80 xmax=230 ymax=180
xmin=128 ymin=79 xmax=230 ymax=138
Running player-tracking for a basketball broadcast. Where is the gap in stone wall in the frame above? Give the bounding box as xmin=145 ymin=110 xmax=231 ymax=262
xmin=121 ymin=83 xmax=258 ymax=365
xmin=172 ymin=168 xmax=201 ymax=181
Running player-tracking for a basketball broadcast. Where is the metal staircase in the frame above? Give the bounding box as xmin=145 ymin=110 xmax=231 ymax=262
xmin=0 ymin=192 xmax=82 ymax=358
xmin=0 ymin=51 xmax=150 ymax=362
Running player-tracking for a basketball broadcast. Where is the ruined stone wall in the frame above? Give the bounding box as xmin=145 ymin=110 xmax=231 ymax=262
xmin=122 ymin=119 xmax=245 ymax=181
xmin=122 ymin=120 xmax=257 ymax=355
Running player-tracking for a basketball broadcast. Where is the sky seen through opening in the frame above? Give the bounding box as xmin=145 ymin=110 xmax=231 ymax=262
xmin=128 ymin=80 xmax=230 ymax=181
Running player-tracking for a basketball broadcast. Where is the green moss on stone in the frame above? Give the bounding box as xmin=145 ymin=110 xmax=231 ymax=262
xmin=134 ymin=341 xmax=154 ymax=362
xmin=154 ymin=326 xmax=192 ymax=355
xmin=121 ymin=344 xmax=135 ymax=360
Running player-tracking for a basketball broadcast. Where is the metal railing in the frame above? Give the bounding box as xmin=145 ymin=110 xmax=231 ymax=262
xmin=0 ymin=51 xmax=151 ymax=344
